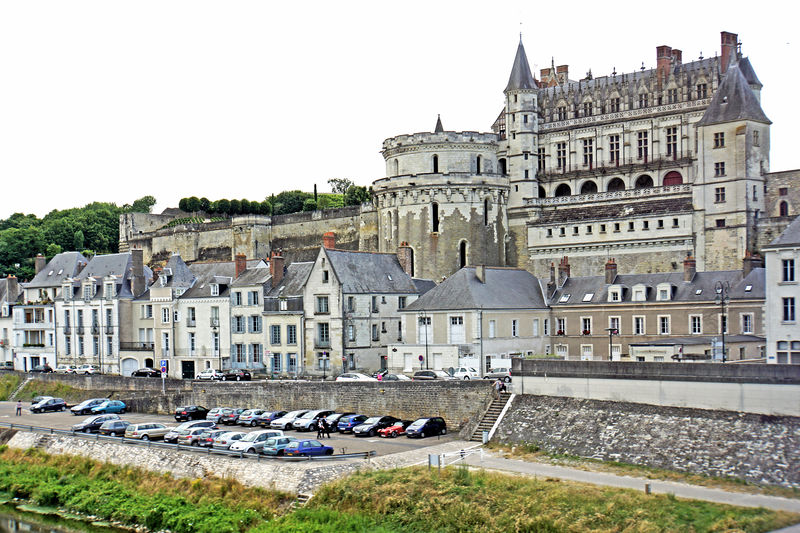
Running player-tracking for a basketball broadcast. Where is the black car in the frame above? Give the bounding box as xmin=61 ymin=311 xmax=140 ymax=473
xmin=353 ymin=415 xmax=401 ymax=437
xmin=219 ymin=408 xmax=246 ymax=425
xmin=30 ymin=397 xmax=67 ymax=413
xmin=174 ymin=405 xmax=209 ymax=421
xmin=70 ymin=398 xmax=107 ymax=416
xmin=406 ymin=417 xmax=447 ymax=438
xmin=131 ymin=367 xmax=161 ymax=378
xmin=222 ymin=369 xmax=251 ymax=381
xmin=98 ymin=420 xmax=131 ymax=437
xmin=30 ymin=364 xmax=54 ymax=373
xmin=255 ymin=410 xmax=287 ymax=427
xmin=72 ymin=414 xmax=120 ymax=433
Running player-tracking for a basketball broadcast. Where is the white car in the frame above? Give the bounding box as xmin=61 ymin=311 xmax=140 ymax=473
xmin=55 ymin=364 xmax=77 ymax=374
xmin=229 ymin=430 xmax=284 ymax=454
xmin=195 ymin=369 xmax=224 ymax=380
xmin=76 ymin=364 xmax=99 ymax=374
xmin=450 ymin=367 xmax=480 ymax=380
xmin=335 ymin=372 xmax=377 ymax=382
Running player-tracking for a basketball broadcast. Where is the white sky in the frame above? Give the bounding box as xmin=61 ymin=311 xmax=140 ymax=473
xmin=0 ymin=1 xmax=795 ymax=219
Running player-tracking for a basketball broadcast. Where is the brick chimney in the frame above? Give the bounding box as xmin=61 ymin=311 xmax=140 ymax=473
xmin=556 ymin=65 xmax=568 ymax=84
xmin=656 ymin=45 xmax=672 ymax=85
xmin=235 ymin=253 xmax=247 ymax=279
xmin=720 ymin=31 xmax=738 ymax=73
xmin=323 ymin=232 xmax=336 ymax=250
xmin=76 ymin=261 xmax=86 ymax=275
xmin=34 ymin=254 xmax=46 ymax=275
xmin=270 ymin=250 xmax=285 ymax=288
xmin=131 ymin=248 xmax=146 ymax=297
xmin=475 ymin=265 xmax=486 ymax=284
xmin=396 ymin=241 xmax=413 ymax=277
xmin=605 ymin=257 xmax=617 ymax=285
xmin=671 ymin=49 xmax=682 ymax=67
xmin=557 ymin=256 xmax=570 ymax=287
xmin=151 ymin=267 xmax=161 ymax=285
xmin=547 ymin=262 xmax=556 ymax=295
xmin=683 ymin=253 xmax=696 ymax=282
xmin=743 ymin=251 xmax=764 ymax=277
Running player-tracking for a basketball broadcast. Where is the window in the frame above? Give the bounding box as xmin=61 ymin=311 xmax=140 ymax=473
xmin=583 ymin=102 xmax=592 ymax=117
xmin=609 ymin=288 xmax=620 ymax=302
xmin=371 ymin=296 xmax=379 ymax=313
xmin=609 ymin=316 xmax=620 ymax=335
xmin=287 ymin=324 xmax=297 ymax=344
xmin=449 ymin=316 xmax=465 ymax=344
xmin=210 ymin=284 xmax=219 ymax=296
xmin=690 ymin=315 xmax=702 ymax=334
xmin=614 ymin=222 xmax=620 ymax=232
xmin=609 ymin=97 xmax=620 ymax=113
xmin=432 ymin=202 xmax=439 ymax=232
xmin=188 ymin=332 xmax=196 ymax=355
xmin=582 ymin=139 xmax=593 ymax=167
xmin=248 ymin=290 xmax=260 ymax=305
xmin=667 ymin=88 xmax=678 ymax=103
xmin=316 ymin=296 xmax=329 ymax=314
xmin=556 ymin=106 xmax=566 ymax=120
xmin=270 ymin=325 xmax=281 ymax=345
xmin=638 ymin=93 xmax=648 ymax=108
xmin=398 ymin=296 xmax=406 ymax=309
xmin=537 ymin=147 xmax=546 ymax=172
xmin=83 ymin=284 xmax=93 ymax=300
xmin=161 ymin=307 xmax=170 ymax=324
xmin=65 ymin=336 xmax=71 ymax=355
xmin=347 ymin=324 xmax=355 ymax=342
xmin=488 ymin=320 xmax=496 ymax=338
xmin=78 ymin=336 xmax=85 ymax=355
xmin=233 ymin=315 xmax=245 ymax=333
xmin=666 ymin=127 xmax=677 ymax=157
xmin=211 ymin=306 xmax=219 ymax=326
xmin=753 ymin=130 xmax=760 ymax=146
xmin=628 ymin=221 xmax=634 ymax=231
xmin=213 ymin=332 xmax=219 ymax=355
xmin=715 ymin=187 xmax=726 ymax=203
xmin=187 ymin=307 xmax=196 ymax=326
xmin=317 ymin=352 xmax=330 ymax=370
xmin=783 ymin=259 xmax=795 ymax=282
xmin=556 ymin=317 xmax=566 ymax=335
xmin=233 ymin=292 xmax=242 ymax=306
xmin=741 ymin=314 xmax=753 ymax=334
xmin=556 ymin=142 xmax=566 ymax=169
xmin=252 ymin=344 xmax=262 ymax=364
xmin=418 ymin=316 xmax=431 ymax=344
xmin=783 ymin=297 xmax=796 ymax=322
xmin=608 ymin=135 xmax=620 ymax=163
xmin=322 ymin=270 xmax=329 ymax=283
xmin=659 ymin=316 xmax=670 ymax=334
xmin=249 ymin=315 xmax=262 ymax=333
xmin=511 ymin=319 xmax=519 ymax=337
xmin=780 ymin=187 xmax=789 ymax=197
xmin=104 ymin=283 xmax=114 ymax=299
xmin=372 ymin=324 xmax=379 ymax=341
xmin=642 ymin=220 xmax=649 ymax=230
xmin=716 ymin=219 xmax=726 ymax=228
xmin=142 ymin=305 xmax=153 ymax=319
xmin=697 ymin=83 xmax=708 ymax=98
xmin=234 ymin=344 xmax=245 ymax=364
xmin=634 ymin=316 xmax=645 ymax=335
xmin=714 ymin=132 xmax=725 ymax=148
xmin=318 ymin=323 xmax=330 ymax=345
xmin=161 ymin=332 xmax=169 ymax=355
xmin=637 ymin=131 xmax=648 ymax=160
xmin=581 ymin=317 xmax=591 ymax=335
xmin=714 ymin=162 xmax=725 ymax=176
xmin=780 ymin=201 xmax=789 ymax=217
xmin=581 ymin=345 xmax=593 ymax=360
xmin=532 ymin=318 xmax=539 ymax=337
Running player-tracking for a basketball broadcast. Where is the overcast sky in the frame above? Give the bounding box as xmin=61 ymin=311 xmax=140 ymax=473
xmin=0 ymin=1 xmax=794 ymax=219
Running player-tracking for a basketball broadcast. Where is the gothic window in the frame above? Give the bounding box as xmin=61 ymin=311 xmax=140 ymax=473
xmin=432 ymin=155 xmax=439 ymax=173
xmin=476 ymin=155 xmax=482 ymax=175
xmin=556 ymin=142 xmax=567 ymax=169
xmin=607 ymin=178 xmax=625 ymax=192
xmin=780 ymin=201 xmax=789 ymax=217
xmin=666 ymin=127 xmax=678 ymax=158
xmin=554 ymin=183 xmax=572 ymax=197
xmin=635 ymin=175 xmax=654 ymax=189
xmin=667 ymin=88 xmax=678 ymax=103
xmin=538 ymin=186 xmax=546 ymax=198
xmin=638 ymin=93 xmax=649 ymax=108
xmin=580 ymin=181 xmax=598 ymax=194
xmin=582 ymin=139 xmax=593 ymax=168
xmin=608 ymin=135 xmax=620 ymax=164
xmin=583 ymin=101 xmax=592 ymax=117
xmin=459 ymin=241 xmax=467 ymax=268
xmin=557 ymin=106 xmax=567 ymax=120
xmin=537 ymin=147 xmax=546 ymax=172
xmin=609 ymin=97 xmax=620 ymax=113
xmin=697 ymin=83 xmax=708 ymax=99
xmin=637 ymin=131 xmax=648 ymax=160
xmin=432 ymin=202 xmax=439 ymax=232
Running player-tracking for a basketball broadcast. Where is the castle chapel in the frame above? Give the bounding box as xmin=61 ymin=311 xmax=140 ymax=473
xmin=122 ymin=30 xmax=797 ymax=281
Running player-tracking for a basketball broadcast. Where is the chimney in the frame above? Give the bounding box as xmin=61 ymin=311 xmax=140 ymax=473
xmin=656 ymin=45 xmax=672 ymax=85
xmin=270 ymin=250 xmax=285 ymax=288
xmin=720 ymin=31 xmax=738 ymax=73
xmin=76 ymin=261 xmax=86 ymax=275
xmin=475 ymin=265 xmax=486 ymax=284
xmin=323 ymin=231 xmax=336 ymax=250
xmin=131 ymin=248 xmax=146 ymax=297
xmin=6 ymin=275 xmax=19 ymax=301
xmin=151 ymin=267 xmax=161 ymax=285
xmin=683 ymin=253 xmax=696 ymax=282
xmin=235 ymin=253 xmax=247 ymax=279
xmin=34 ymin=254 xmax=46 ymax=275
xmin=396 ymin=241 xmax=413 ymax=277
xmin=547 ymin=262 xmax=556 ymax=295
xmin=556 ymin=65 xmax=569 ymax=84
xmin=671 ymin=49 xmax=682 ymax=67
xmin=605 ymin=257 xmax=617 ymax=285
xmin=743 ymin=251 xmax=764 ymax=277
xmin=557 ymin=256 xmax=570 ymax=287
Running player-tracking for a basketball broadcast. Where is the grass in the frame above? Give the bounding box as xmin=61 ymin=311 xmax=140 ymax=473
xmin=16 ymin=380 xmax=86 ymax=403
xmin=0 ymin=374 xmax=21 ymax=401
xmin=487 ymin=441 xmax=800 ymax=500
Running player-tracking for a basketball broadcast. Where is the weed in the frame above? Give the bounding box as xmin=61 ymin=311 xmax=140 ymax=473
xmin=0 ymin=374 xmax=21 ymax=401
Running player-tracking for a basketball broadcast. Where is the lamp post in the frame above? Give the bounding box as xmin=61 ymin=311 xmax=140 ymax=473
xmin=420 ymin=310 xmax=429 ymax=370
xmin=322 ymin=351 xmax=328 ymax=380
xmin=605 ymin=327 xmax=618 ymax=361
xmin=715 ymin=280 xmax=730 ymax=363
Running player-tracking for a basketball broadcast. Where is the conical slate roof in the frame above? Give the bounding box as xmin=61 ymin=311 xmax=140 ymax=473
xmin=434 ymin=114 xmax=444 ymax=133
xmin=504 ymin=39 xmax=537 ymax=92
xmin=696 ymin=62 xmax=770 ymax=126
xmin=737 ymin=57 xmax=762 ymax=88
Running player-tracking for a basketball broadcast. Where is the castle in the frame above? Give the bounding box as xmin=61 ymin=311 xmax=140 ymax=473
xmin=121 ymin=30 xmax=798 ymax=280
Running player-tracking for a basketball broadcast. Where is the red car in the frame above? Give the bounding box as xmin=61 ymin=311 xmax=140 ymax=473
xmin=378 ymin=420 xmax=412 ymax=438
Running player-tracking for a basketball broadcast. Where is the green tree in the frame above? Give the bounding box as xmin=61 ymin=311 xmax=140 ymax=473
xmin=186 ymin=196 xmax=201 ymax=212
xmin=178 ymin=198 xmax=189 ymax=212
xmin=302 ymin=198 xmax=317 ymax=212
xmin=271 ymin=191 xmax=311 ymax=215
xmin=46 ymin=243 xmax=62 ymax=257
xmin=240 ymin=199 xmax=251 ymax=214
xmin=129 ymin=196 xmax=156 ymax=213
xmin=73 ymin=229 xmax=85 ymax=251
xmin=229 ymin=199 xmax=241 ymax=214
xmin=328 ymin=178 xmax=355 ymax=194
xmin=344 ymin=185 xmax=370 ymax=206
xmin=216 ymin=199 xmax=231 ymax=215
xmin=259 ymin=201 xmax=271 ymax=215
xmin=200 ymin=197 xmax=211 ymax=212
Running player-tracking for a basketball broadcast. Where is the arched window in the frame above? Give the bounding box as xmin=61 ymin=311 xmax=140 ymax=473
xmin=145 ymin=358 xmax=154 ymax=368
xmin=432 ymin=202 xmax=439 ymax=232
xmin=476 ymin=156 xmax=482 ymax=175
xmin=580 ymin=180 xmax=598 ymax=194
xmin=459 ymin=241 xmax=468 ymax=268
xmin=409 ymin=248 xmax=415 ymax=277
xmin=554 ymin=183 xmax=572 ymax=197
xmin=538 ymin=186 xmax=546 ymax=198
xmin=386 ymin=211 xmax=392 ymax=240
xmin=635 ymin=175 xmax=654 ymax=189
xmin=663 ymin=171 xmax=683 ymax=186
xmin=484 ymin=198 xmax=490 ymax=225
xmin=780 ymin=201 xmax=789 ymax=217
xmin=499 ymin=158 xmax=507 ymax=176
xmin=393 ymin=159 xmax=399 ymax=176
xmin=432 ymin=155 xmax=439 ymax=174
xmin=607 ymin=178 xmax=625 ymax=192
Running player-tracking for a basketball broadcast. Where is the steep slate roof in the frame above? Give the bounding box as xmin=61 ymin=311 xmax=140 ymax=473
xmin=737 ymin=57 xmax=762 ymax=88
xmin=405 ymin=267 xmax=547 ymax=311
xmin=69 ymin=252 xmax=153 ymax=300
xmin=24 ymin=252 xmax=88 ymax=288
xmin=160 ymin=254 xmax=196 ymax=288
xmin=434 ymin=115 xmax=444 ymax=133
xmin=764 ymin=215 xmax=800 ymax=248
xmin=536 ymin=197 xmax=693 ymax=225
xmin=325 ymin=249 xmax=418 ymax=294
xmin=180 ymin=259 xmax=263 ymax=299
xmin=505 ymin=39 xmax=537 ymax=92
xmin=266 ymin=262 xmax=313 ymax=298
xmin=0 ymin=278 xmax=22 ymax=305
xmin=413 ymin=278 xmax=437 ymax=295
xmin=696 ymin=62 xmax=771 ymax=126
xmin=231 ymin=264 xmax=270 ymax=288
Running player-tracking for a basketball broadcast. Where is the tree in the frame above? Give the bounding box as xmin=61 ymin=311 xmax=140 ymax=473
xmin=178 ymin=198 xmax=189 ymax=212
xmin=46 ymin=243 xmax=62 ymax=257
xmin=271 ymin=191 xmax=311 ymax=215
xmin=229 ymin=199 xmax=242 ymax=215
xmin=186 ymin=196 xmax=201 ymax=213
xmin=302 ymin=199 xmax=317 ymax=212
xmin=200 ymin=197 xmax=211 ymax=212
xmin=259 ymin=201 xmax=271 ymax=215
xmin=216 ymin=199 xmax=231 ymax=215
xmin=73 ymin=229 xmax=85 ymax=251
xmin=240 ymin=199 xmax=251 ymax=214
xmin=344 ymin=185 xmax=370 ymax=206
xmin=328 ymin=178 xmax=355 ymax=194
xmin=129 ymin=196 xmax=156 ymax=213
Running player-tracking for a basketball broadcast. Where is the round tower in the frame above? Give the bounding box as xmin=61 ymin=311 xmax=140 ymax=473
xmin=374 ymin=118 xmax=509 ymax=280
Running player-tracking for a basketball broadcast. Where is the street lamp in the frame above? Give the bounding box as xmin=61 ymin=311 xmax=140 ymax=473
xmin=715 ymin=280 xmax=731 ymax=363
xmin=605 ymin=327 xmax=618 ymax=361
xmin=419 ymin=310 xmax=429 ymax=370
xmin=322 ymin=351 xmax=328 ymax=380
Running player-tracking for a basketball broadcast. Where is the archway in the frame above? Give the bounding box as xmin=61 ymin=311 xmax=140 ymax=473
xmin=607 ymin=178 xmax=625 ymax=192
xmin=554 ymin=183 xmax=572 ymax=197
xmin=538 ymin=186 xmax=546 ymax=198
xmin=580 ymin=181 xmax=598 ymax=194
xmin=780 ymin=201 xmax=789 ymax=217
xmin=663 ymin=171 xmax=683 ymax=186
xmin=635 ymin=175 xmax=654 ymax=189
xmin=121 ymin=358 xmax=138 ymax=376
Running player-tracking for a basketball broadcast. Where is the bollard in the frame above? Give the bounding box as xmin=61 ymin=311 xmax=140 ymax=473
xmin=482 ymin=430 xmax=489 ymax=444
xmin=645 ymin=483 xmax=651 ymax=495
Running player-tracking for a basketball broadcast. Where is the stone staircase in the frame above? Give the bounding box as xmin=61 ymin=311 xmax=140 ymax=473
xmin=470 ymin=392 xmax=511 ymax=442
xmin=292 ymin=493 xmax=312 ymax=508
xmin=8 ymin=376 xmax=32 ymax=401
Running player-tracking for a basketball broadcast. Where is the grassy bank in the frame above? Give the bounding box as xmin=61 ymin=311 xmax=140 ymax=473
xmin=15 ymin=379 xmax=87 ymax=403
xmin=0 ymin=446 xmax=797 ymax=532
xmin=0 ymin=374 xmax=21 ymax=401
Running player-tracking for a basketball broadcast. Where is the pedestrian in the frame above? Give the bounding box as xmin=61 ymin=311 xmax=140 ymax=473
xmin=322 ymin=418 xmax=331 ymax=439
xmin=316 ymin=418 xmax=324 ymax=439
xmin=493 ymin=379 xmax=503 ymax=400
xmin=376 ymin=372 xmax=383 ymax=382
xmin=15 ymin=400 xmax=22 ymax=416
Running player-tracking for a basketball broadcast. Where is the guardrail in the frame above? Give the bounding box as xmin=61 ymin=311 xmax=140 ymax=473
xmin=0 ymin=421 xmax=376 ymax=462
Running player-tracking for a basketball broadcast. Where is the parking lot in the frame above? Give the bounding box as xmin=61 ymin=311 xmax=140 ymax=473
xmin=0 ymin=401 xmax=456 ymax=457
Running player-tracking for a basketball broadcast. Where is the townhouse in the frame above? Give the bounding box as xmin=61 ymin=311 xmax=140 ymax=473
xmin=0 ymin=275 xmax=22 ymax=367
xmin=763 ymin=215 xmax=800 ymax=363
xmin=229 ymin=254 xmax=270 ymax=372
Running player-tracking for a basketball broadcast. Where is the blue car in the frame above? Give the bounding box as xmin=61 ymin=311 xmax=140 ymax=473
xmin=284 ymin=439 xmax=334 ymax=457
xmin=91 ymin=400 xmax=127 ymax=414
xmin=337 ymin=414 xmax=368 ymax=433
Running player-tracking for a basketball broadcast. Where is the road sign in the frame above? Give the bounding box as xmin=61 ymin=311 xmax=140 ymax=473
xmin=160 ymin=359 xmax=168 ymax=367
xmin=161 ymin=366 xmax=167 ymax=374
xmin=418 ymin=355 xmax=424 ymax=362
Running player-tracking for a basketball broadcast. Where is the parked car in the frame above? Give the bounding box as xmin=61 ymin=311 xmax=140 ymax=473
xmin=237 ymin=409 xmax=267 ymax=426
xmin=30 ymin=397 xmax=66 ymax=413
xmin=0 ymin=361 xmax=14 ymax=371
xmin=382 ymin=373 xmax=411 ymax=381
xmin=406 ymin=417 xmax=447 ymax=438
xmin=176 ymin=427 xmax=209 ymax=446
xmin=378 ymin=420 xmax=413 ymax=438
xmin=335 ymin=373 xmax=377 ymax=382
xmin=212 ymin=431 xmax=247 ymax=450
xmin=54 ymin=364 xmax=77 ymax=374
xmin=292 ymin=410 xmax=335 ymax=431
xmin=70 ymin=398 xmax=107 ymax=415
xmin=484 ymin=367 xmax=512 ymax=383
xmin=229 ymin=430 xmax=285 ymax=454
xmin=255 ymin=410 xmax=287 ymax=427
xmin=353 ymin=416 xmax=401 ymax=437
xmin=76 ymin=364 xmax=99 ymax=375
xmin=98 ymin=420 xmax=131 ymax=437
xmin=124 ymin=423 xmax=171 ymax=441
xmin=270 ymin=410 xmax=309 ymax=430
xmin=222 ymin=369 xmax=251 ymax=381
xmin=131 ymin=367 xmax=161 ymax=378
xmin=219 ymin=408 xmax=246 ymax=425
xmin=164 ymin=420 xmax=217 ymax=443
xmin=261 ymin=436 xmax=297 ymax=456
xmin=30 ymin=364 xmax=54 ymax=373
xmin=206 ymin=407 xmax=229 ymax=423
xmin=196 ymin=429 xmax=228 ymax=448
xmin=195 ymin=369 xmax=224 ymax=380
xmin=337 ymin=414 xmax=368 ymax=433
xmin=174 ymin=405 xmax=209 ymax=421
xmin=91 ymin=400 xmax=127 ymax=414
xmin=324 ymin=412 xmax=354 ymax=432
xmin=284 ymin=439 xmax=334 ymax=457
xmin=72 ymin=414 xmax=120 ymax=433
xmin=412 ymin=370 xmax=457 ymax=381
xmin=449 ymin=367 xmax=480 ymax=380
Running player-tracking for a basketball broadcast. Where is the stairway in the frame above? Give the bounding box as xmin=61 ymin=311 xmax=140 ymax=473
xmin=292 ymin=493 xmax=312 ymax=509
xmin=8 ymin=376 xmax=32 ymax=401
xmin=470 ymin=392 xmax=511 ymax=442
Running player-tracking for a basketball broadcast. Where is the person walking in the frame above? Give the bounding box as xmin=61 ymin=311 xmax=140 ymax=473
xmin=493 ymin=379 xmax=503 ymax=400
xmin=15 ymin=400 xmax=22 ymax=416
xmin=316 ymin=418 xmax=324 ymax=439
xmin=322 ymin=418 xmax=331 ymax=439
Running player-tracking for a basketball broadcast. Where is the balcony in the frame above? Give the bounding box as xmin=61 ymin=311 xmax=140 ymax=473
xmin=535 ymin=155 xmax=693 ymax=184
xmin=12 ymin=321 xmax=54 ymax=331
xmin=91 ymin=324 xmax=100 ymax=335
xmin=210 ymin=318 xmax=220 ymax=328
xmin=63 ymin=325 xmax=71 ymax=335
xmin=105 ymin=325 xmax=114 ymax=335
xmin=119 ymin=342 xmax=155 ymax=351
xmin=186 ymin=319 xmax=196 ymax=327
xmin=315 ymin=338 xmax=331 ymax=349
xmin=524 ymin=184 xmax=692 ymax=208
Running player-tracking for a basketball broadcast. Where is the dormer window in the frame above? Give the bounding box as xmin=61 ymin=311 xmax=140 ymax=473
xmin=279 ymin=299 xmax=288 ymax=311
xmin=210 ymin=284 xmax=219 ymax=296
xmin=632 ymin=284 xmax=647 ymax=302
xmin=82 ymin=285 xmax=93 ymax=301
xmin=608 ymin=286 xmax=622 ymax=302
xmin=656 ymin=283 xmax=672 ymax=301
xmin=104 ymin=283 xmax=114 ymax=300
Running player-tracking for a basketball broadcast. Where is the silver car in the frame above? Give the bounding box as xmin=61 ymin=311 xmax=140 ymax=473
xmin=237 ymin=409 xmax=267 ymax=426
xmin=270 ymin=409 xmax=309 ymax=430
xmin=164 ymin=420 xmax=216 ymax=443
xmin=206 ymin=407 xmax=230 ymax=423
xmin=229 ymin=430 xmax=285 ymax=454
xmin=212 ymin=431 xmax=247 ymax=450
xmin=124 ymin=423 xmax=171 ymax=441
xmin=484 ymin=367 xmax=512 ymax=383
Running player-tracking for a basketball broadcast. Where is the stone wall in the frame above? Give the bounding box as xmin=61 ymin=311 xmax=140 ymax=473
xmin=496 ymin=394 xmax=800 ymax=488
